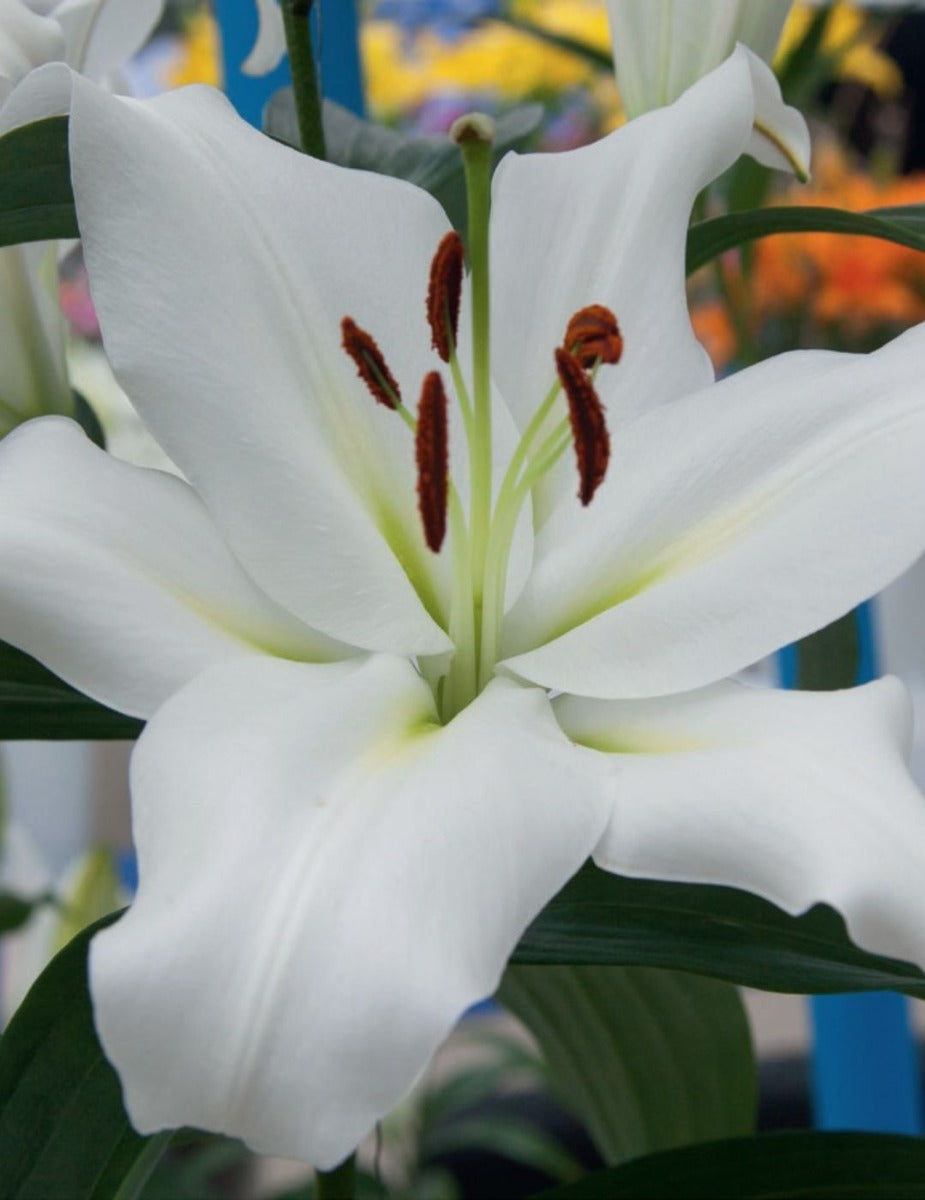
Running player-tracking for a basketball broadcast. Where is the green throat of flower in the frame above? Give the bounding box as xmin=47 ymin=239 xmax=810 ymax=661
xmin=341 ymin=114 xmax=623 ymax=722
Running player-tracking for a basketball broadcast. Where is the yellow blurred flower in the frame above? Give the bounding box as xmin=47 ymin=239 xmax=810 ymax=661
xmin=165 ymin=6 xmax=223 ymax=90
xmin=362 ymin=18 xmax=601 ymax=118
xmin=776 ymin=2 xmax=904 ymax=99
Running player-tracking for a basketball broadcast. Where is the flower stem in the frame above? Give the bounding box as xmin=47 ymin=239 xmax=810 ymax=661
xmin=316 ymin=1153 xmax=356 ymax=1200
xmin=281 ymin=0 xmax=327 ymax=160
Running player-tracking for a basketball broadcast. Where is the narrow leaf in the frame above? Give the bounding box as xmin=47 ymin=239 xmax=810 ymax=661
xmin=498 ymin=966 xmax=755 ymax=1166
xmin=687 ymin=204 xmax=925 ymax=275
xmin=0 ymin=116 xmax=76 ymax=248
xmin=536 ymin=1131 xmax=925 ymax=1199
xmin=0 ymin=640 xmax=142 ymax=740
xmin=0 ymin=913 xmax=172 ymax=1200
xmin=515 ymin=865 xmax=925 ymax=999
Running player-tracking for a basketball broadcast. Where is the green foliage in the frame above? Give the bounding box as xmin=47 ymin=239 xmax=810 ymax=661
xmin=535 ymin=1131 xmax=925 ymax=1199
xmin=498 ymin=966 xmax=756 ymax=1166
xmin=264 ymin=91 xmax=543 ymax=238
xmin=0 ymin=914 xmax=171 ymax=1200
xmin=687 ymin=204 xmax=925 ymax=276
xmin=0 ymin=639 xmax=143 ymax=739
xmin=0 ymin=116 xmax=76 ymax=247
xmin=516 ymin=864 xmax=925 ymax=996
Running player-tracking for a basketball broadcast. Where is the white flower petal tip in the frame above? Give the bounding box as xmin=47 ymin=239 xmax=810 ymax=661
xmin=558 ymin=677 xmax=925 ymax=971
xmin=736 ymin=46 xmax=812 ymax=181
xmin=0 ymin=417 xmax=344 ymax=718
xmin=90 ymin=657 xmax=610 ymax=1167
xmin=242 ymin=0 xmax=286 ymax=76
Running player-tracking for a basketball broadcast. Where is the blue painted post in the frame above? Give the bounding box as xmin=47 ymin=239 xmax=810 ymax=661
xmin=213 ymin=0 xmax=364 ymax=127
xmin=781 ymin=604 xmax=923 ymax=1132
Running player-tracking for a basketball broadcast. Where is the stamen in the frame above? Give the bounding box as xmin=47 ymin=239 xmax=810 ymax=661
xmin=341 ymin=316 xmax=401 ymax=409
xmin=554 ymin=347 xmax=610 ymax=506
xmin=563 ymin=304 xmax=623 ymax=370
xmin=427 ymin=231 xmax=464 ymax=363
xmin=416 ymin=372 xmax=449 ymax=552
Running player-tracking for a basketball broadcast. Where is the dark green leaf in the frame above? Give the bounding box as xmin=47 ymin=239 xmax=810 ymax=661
xmin=0 ymin=891 xmax=49 ymax=935
xmin=795 ymin=611 xmax=860 ymax=691
xmin=72 ymin=389 xmax=107 ymax=450
xmin=687 ymin=204 xmax=925 ymax=276
xmin=0 ymin=639 xmax=142 ymax=739
xmin=498 ymin=966 xmax=755 ymax=1166
xmin=514 ymin=864 xmax=925 ymax=998
xmin=265 ymin=91 xmax=542 ymax=236
xmin=0 ymin=117 xmax=76 ymax=248
xmin=536 ymin=1132 xmax=925 ymax=1199
xmin=0 ymin=913 xmax=172 ymax=1200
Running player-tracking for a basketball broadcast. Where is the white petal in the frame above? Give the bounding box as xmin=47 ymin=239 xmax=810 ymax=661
xmin=91 ymin=656 xmax=609 ymax=1167
xmin=0 ymin=243 xmax=70 ymax=431
xmin=0 ymin=0 xmax=64 ymax=90
xmin=490 ymin=47 xmax=745 ymax=454
xmin=556 ymin=677 xmax=925 ymax=970
xmin=242 ymin=0 xmax=285 ymax=77
xmin=742 ymin=48 xmax=811 ymax=180
xmin=69 ymin=75 xmax=454 ymax=656
xmin=0 ymin=418 xmax=342 ymax=717
xmin=49 ymin=0 xmax=163 ymax=82
xmin=605 ymin=1 xmax=791 ymax=117
xmin=0 ymin=60 xmax=72 ymax=133
xmin=503 ymin=328 xmax=925 ymax=698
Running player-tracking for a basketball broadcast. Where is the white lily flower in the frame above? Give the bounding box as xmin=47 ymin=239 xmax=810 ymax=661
xmin=0 ymin=0 xmax=165 ymax=435
xmin=242 ymin=0 xmax=286 ymax=77
xmin=5 ymin=48 xmax=925 ymax=1168
xmin=605 ymin=0 xmax=810 ymax=178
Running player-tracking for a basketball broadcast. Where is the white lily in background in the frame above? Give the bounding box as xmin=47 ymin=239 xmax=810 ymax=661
xmin=0 ymin=0 xmax=164 ymax=433
xmin=4 ymin=47 xmax=925 ymax=1168
xmin=605 ymin=0 xmax=806 ymax=175
xmin=242 ymin=0 xmax=285 ymax=76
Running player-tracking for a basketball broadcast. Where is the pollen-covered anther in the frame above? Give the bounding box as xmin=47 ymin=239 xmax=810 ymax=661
xmin=426 ymin=231 xmax=464 ymax=363
xmin=563 ymin=304 xmax=623 ymax=370
xmin=416 ymin=372 xmax=449 ymax=552
xmin=554 ymin=346 xmax=610 ymax=506
xmin=340 ymin=316 xmax=401 ymax=409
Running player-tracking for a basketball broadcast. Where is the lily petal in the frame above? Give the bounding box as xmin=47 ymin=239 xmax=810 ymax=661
xmin=68 ymin=77 xmax=455 ymax=657
xmin=605 ymin=1 xmax=791 ymax=118
xmin=242 ymin=0 xmax=285 ymax=77
xmin=490 ymin=47 xmax=799 ymax=458
xmin=742 ymin=49 xmax=811 ymax=181
xmin=90 ymin=655 xmax=609 ymax=1167
xmin=49 ymin=0 xmax=163 ymax=83
xmin=556 ymin=676 xmax=925 ymax=970
xmin=0 ymin=418 xmax=341 ymax=717
xmin=69 ymin=74 xmax=455 ymax=656
xmin=503 ymin=329 xmax=925 ymax=699
xmin=0 ymin=0 xmax=64 ymax=99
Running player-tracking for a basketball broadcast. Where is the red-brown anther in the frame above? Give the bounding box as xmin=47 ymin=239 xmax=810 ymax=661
xmin=340 ymin=316 xmax=401 ymax=409
xmin=416 ymin=372 xmax=449 ymax=552
xmin=563 ymin=304 xmax=623 ymax=370
xmin=554 ymin=346 xmax=610 ymax=506
xmin=426 ymin=231 xmax=464 ymax=363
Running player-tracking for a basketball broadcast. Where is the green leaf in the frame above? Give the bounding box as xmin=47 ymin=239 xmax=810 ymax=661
xmin=498 ymin=966 xmax=755 ymax=1166
xmin=265 ymin=92 xmax=542 ymax=237
xmin=0 ymin=639 xmax=143 ymax=739
xmin=514 ymin=864 xmax=925 ymax=998
xmin=0 ymin=116 xmax=76 ymax=248
xmin=72 ymin=388 xmax=107 ymax=450
xmin=535 ymin=1132 xmax=925 ymax=1199
xmin=686 ymin=204 xmax=925 ymax=276
xmin=0 ymin=913 xmax=173 ymax=1200
xmin=0 ymin=891 xmax=48 ymax=935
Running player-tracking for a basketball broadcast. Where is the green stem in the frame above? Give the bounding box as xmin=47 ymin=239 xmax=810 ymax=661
xmin=316 ymin=1153 xmax=356 ymax=1200
xmin=452 ymin=116 xmax=494 ymax=683
xmin=281 ymin=1 xmax=327 ymax=159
